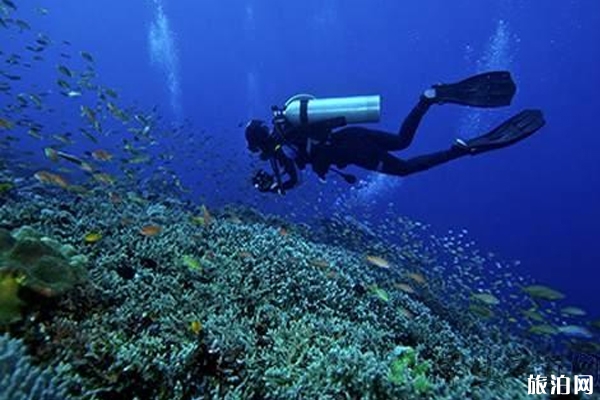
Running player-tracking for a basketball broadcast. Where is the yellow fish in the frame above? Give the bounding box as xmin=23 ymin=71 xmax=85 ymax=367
xmin=83 ymin=232 xmax=102 ymax=243
xmin=365 ymin=255 xmax=391 ymax=269
xmin=190 ymin=320 xmax=202 ymax=335
xmin=0 ymin=118 xmax=13 ymax=130
xmin=394 ymin=282 xmax=416 ymax=294
xmin=471 ymin=293 xmax=500 ymax=306
xmin=182 ymin=255 xmax=201 ymax=271
xmin=406 ymin=272 xmax=426 ymax=285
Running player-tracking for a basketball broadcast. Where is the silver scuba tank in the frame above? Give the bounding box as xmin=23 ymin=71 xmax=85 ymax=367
xmin=280 ymin=94 xmax=380 ymax=126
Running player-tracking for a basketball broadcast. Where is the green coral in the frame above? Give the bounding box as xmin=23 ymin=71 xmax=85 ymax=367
xmin=388 ymin=346 xmax=433 ymax=394
xmin=0 ymin=271 xmax=25 ymax=324
xmin=368 ymin=284 xmax=390 ymax=302
xmin=11 ymin=226 xmax=41 ymax=241
xmin=181 ymin=254 xmax=202 ymax=271
xmin=0 ymin=227 xmax=88 ymax=324
xmin=0 ymin=181 xmax=14 ymax=195
xmin=0 ymin=229 xmax=15 ymax=252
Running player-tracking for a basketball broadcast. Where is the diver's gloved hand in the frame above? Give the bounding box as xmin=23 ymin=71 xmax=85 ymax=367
xmin=252 ymin=169 xmax=273 ymax=191
xmin=252 ymin=169 xmax=285 ymax=194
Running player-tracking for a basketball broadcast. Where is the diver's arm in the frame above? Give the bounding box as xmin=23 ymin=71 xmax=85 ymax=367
xmin=270 ymin=158 xmax=283 ymax=191
xmin=254 ymin=155 xmax=296 ymax=194
xmin=279 ymin=155 xmax=298 ymax=191
xmin=266 ymin=153 xmax=297 ymax=194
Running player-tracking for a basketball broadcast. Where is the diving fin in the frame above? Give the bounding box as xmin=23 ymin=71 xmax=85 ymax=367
xmin=432 ymin=71 xmax=517 ymax=108
xmin=456 ymin=109 xmax=545 ymax=155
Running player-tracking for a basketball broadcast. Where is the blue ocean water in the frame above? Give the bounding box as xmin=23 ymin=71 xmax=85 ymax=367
xmin=3 ymin=0 xmax=600 ymax=323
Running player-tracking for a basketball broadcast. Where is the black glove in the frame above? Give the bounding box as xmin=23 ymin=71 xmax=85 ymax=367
xmin=252 ymin=169 xmax=285 ymax=194
xmin=252 ymin=169 xmax=274 ymax=192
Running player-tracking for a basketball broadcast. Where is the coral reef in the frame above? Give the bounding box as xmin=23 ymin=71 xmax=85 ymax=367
xmin=0 ymin=226 xmax=88 ymax=324
xmin=0 ymin=184 xmax=582 ymax=399
xmin=0 ymin=333 xmax=68 ymax=400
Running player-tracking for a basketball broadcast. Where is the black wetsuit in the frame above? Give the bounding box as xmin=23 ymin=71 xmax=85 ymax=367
xmin=268 ymin=96 xmax=468 ymax=191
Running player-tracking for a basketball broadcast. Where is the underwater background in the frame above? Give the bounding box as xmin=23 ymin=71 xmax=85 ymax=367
xmin=34 ymin=0 xmax=600 ymax=308
xmin=1 ymin=0 xmax=599 ymax=398
xmin=32 ymin=0 xmax=600 ymax=308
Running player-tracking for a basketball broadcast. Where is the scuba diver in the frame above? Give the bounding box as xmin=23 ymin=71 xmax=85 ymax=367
xmin=245 ymin=71 xmax=545 ymax=194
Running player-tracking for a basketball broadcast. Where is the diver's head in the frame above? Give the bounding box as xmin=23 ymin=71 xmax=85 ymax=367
xmin=245 ymin=120 xmax=270 ymax=153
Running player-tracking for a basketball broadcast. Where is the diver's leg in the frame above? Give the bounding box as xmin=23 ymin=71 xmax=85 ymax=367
xmin=454 ymin=109 xmax=545 ymax=154
xmin=373 ymin=109 xmax=546 ymax=176
xmin=394 ymin=95 xmax=435 ymax=150
xmin=370 ymin=146 xmax=468 ymax=177
xmin=359 ymin=72 xmax=517 ymax=152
